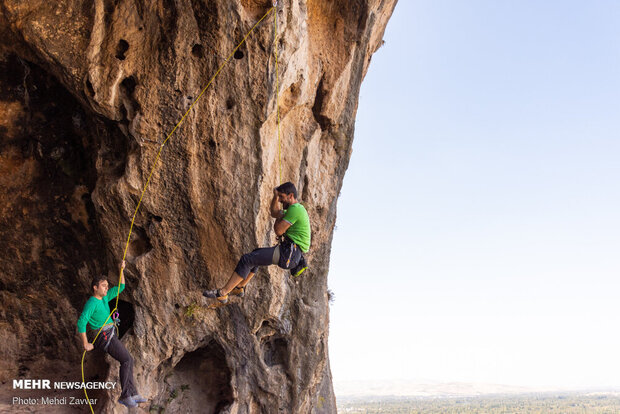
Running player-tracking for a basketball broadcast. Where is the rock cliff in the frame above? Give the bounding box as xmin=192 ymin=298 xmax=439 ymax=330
xmin=0 ymin=0 xmax=396 ymax=412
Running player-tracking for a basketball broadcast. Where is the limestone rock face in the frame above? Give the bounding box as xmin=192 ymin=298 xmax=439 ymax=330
xmin=0 ymin=1 xmax=396 ymax=412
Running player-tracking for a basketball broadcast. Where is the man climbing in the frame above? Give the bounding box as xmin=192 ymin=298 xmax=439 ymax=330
xmin=77 ymin=261 xmax=147 ymax=408
xmin=203 ymin=181 xmax=310 ymax=303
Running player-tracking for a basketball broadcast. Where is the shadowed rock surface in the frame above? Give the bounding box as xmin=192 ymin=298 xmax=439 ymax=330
xmin=0 ymin=1 xmax=396 ymax=412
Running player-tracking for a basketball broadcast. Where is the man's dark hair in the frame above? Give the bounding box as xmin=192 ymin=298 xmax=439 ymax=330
xmin=276 ymin=182 xmax=298 ymax=199
xmin=91 ymin=275 xmax=107 ymax=291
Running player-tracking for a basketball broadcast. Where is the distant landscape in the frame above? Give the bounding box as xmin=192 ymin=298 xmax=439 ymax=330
xmin=337 ymin=393 xmax=620 ymax=413
xmin=335 ymin=381 xmax=620 ymax=413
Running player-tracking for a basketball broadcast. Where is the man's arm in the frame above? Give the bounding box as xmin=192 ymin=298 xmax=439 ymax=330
xmin=79 ymin=332 xmax=93 ymax=351
xmin=104 ymin=261 xmax=126 ymax=302
xmin=274 ymin=218 xmax=291 ymax=236
xmin=270 ymin=189 xmax=284 ymax=219
xmin=275 ymin=204 xmax=299 ymax=236
xmin=77 ymin=302 xmax=94 ymax=351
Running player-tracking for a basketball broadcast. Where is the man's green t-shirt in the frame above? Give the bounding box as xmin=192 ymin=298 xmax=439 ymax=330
xmin=282 ymin=203 xmax=311 ymax=252
xmin=77 ymin=284 xmax=125 ymax=333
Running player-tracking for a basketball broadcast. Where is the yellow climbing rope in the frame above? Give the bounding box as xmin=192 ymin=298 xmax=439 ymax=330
xmin=80 ymin=5 xmax=279 ymax=413
xmin=275 ymin=3 xmax=282 ymax=185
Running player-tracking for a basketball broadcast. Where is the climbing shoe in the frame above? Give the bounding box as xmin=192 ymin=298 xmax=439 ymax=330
xmin=202 ymin=289 xmax=229 ymax=303
xmin=230 ymin=286 xmax=245 ymax=297
xmin=131 ymin=395 xmax=148 ymax=404
xmin=118 ymin=396 xmax=137 ymax=408
xmin=290 ymin=256 xmax=308 ymax=278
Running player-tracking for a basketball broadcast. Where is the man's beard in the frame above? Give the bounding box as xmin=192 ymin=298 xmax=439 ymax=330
xmin=282 ymin=202 xmax=291 ymax=209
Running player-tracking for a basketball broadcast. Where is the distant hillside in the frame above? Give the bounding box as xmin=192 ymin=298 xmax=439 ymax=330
xmin=334 ymin=379 xmax=620 ymax=398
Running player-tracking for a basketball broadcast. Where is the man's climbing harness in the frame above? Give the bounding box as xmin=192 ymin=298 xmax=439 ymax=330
xmin=97 ymin=326 xmax=115 ymax=352
xmin=80 ymin=4 xmax=282 ymax=413
xmin=278 ymin=235 xmax=298 ymax=268
xmin=277 ymin=235 xmax=307 ymax=277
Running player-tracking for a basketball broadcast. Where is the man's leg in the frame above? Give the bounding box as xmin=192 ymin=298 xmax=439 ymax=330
xmin=219 ymin=272 xmax=244 ymax=296
xmin=106 ymin=335 xmax=138 ymax=400
xmin=204 ymin=246 xmax=277 ymax=299
xmin=229 ymin=268 xmax=256 ymax=297
xmin=237 ymin=270 xmax=256 ymax=288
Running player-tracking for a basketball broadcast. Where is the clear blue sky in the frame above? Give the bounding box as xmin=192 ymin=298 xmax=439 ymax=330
xmin=329 ymin=0 xmax=620 ymax=388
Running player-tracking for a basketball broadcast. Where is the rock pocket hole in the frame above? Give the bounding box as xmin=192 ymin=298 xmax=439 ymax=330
xmin=85 ymin=78 xmax=95 ymax=97
xmin=120 ymin=75 xmax=137 ymax=96
xmin=192 ymin=44 xmax=204 ymax=58
xmin=119 ymin=104 xmax=128 ymax=121
xmin=225 ymin=98 xmax=235 ymax=110
xmin=127 ymin=226 xmax=152 ymax=258
xmin=115 ymin=39 xmax=129 ymax=60
xmin=312 ymin=77 xmax=331 ymax=130
xmin=233 ymin=50 xmax=244 ymax=60
xmin=161 ymin=340 xmax=233 ymax=413
xmin=119 ymin=75 xmax=141 ymax=118
xmin=263 ymin=337 xmax=288 ymax=368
